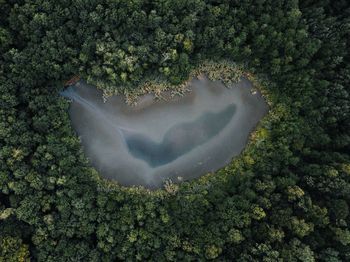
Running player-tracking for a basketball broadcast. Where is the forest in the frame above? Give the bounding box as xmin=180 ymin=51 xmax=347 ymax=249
xmin=0 ymin=0 xmax=350 ymax=261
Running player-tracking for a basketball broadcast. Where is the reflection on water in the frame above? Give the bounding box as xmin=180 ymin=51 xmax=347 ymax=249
xmin=125 ymin=104 xmax=236 ymax=167
xmin=61 ymin=77 xmax=268 ymax=188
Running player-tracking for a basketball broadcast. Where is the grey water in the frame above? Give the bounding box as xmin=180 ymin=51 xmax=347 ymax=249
xmin=61 ymin=76 xmax=268 ymax=188
xmin=125 ymin=104 xmax=236 ymax=167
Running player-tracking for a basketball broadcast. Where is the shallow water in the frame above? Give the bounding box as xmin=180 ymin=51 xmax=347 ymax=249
xmin=61 ymin=77 xmax=268 ymax=188
xmin=125 ymin=103 xmax=236 ymax=167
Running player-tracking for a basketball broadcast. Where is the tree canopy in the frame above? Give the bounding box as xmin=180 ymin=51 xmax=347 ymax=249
xmin=0 ymin=0 xmax=350 ymax=261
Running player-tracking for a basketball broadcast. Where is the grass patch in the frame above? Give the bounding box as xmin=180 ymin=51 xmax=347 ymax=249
xmin=97 ymin=60 xmax=245 ymax=105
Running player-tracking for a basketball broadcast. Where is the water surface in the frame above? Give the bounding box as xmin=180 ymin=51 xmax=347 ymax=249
xmin=62 ymin=77 xmax=268 ymax=188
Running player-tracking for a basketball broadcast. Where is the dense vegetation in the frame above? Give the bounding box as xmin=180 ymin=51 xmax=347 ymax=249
xmin=1 ymin=0 xmax=350 ymax=261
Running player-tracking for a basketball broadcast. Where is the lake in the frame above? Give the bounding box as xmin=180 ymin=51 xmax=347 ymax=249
xmin=61 ymin=76 xmax=268 ymax=188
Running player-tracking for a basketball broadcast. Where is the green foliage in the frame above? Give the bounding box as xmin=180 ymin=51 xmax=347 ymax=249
xmin=0 ymin=237 xmax=30 ymax=262
xmin=0 ymin=0 xmax=349 ymax=261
